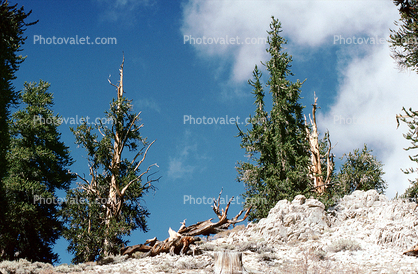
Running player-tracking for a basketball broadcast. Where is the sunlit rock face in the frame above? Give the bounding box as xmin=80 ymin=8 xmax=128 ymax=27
xmin=1 ymin=189 xmax=418 ymax=273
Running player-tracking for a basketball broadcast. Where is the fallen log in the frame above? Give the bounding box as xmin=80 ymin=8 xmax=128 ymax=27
xmin=120 ymin=244 xmax=151 ymax=255
xmin=148 ymin=235 xmax=197 ymax=256
xmin=121 ymin=189 xmax=252 ymax=257
xmin=178 ymin=189 xmax=252 ymax=237
xmin=120 ymin=237 xmax=157 ymax=256
xmin=121 ymin=232 xmax=199 ymax=257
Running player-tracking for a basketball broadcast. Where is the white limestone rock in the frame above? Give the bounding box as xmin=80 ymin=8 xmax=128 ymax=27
xmin=3 ymin=190 xmax=418 ymax=273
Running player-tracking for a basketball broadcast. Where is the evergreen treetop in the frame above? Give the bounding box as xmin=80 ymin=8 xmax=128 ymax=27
xmin=2 ymin=80 xmax=74 ymax=263
xmin=61 ymin=59 xmax=159 ymax=263
xmin=389 ymin=0 xmax=418 ymax=71
xmin=236 ymin=17 xmax=310 ymax=222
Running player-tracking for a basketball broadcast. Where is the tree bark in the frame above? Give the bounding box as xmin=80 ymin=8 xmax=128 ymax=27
xmin=305 ymin=94 xmax=335 ymax=194
xmin=178 ymin=189 xmax=251 ymax=237
xmin=121 ymin=189 xmax=251 ymax=257
xmin=102 ymin=56 xmax=158 ymax=255
xmin=104 ymin=56 xmax=125 ymax=255
xmin=214 ymin=251 xmax=245 ymax=274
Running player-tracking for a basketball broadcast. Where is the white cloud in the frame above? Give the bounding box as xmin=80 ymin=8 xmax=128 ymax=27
xmin=167 ymin=130 xmax=207 ymax=181
xmin=181 ymin=0 xmax=397 ymax=83
xmin=95 ymin=0 xmax=155 ymax=23
xmin=167 ymin=156 xmax=195 ymax=180
xmin=317 ymin=44 xmax=418 ymax=198
xmin=135 ymin=98 xmax=161 ymax=113
xmin=181 ymin=0 xmax=418 ymax=197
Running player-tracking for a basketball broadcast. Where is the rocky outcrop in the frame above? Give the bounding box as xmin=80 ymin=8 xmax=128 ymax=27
xmin=219 ymin=190 xmax=418 ymax=251
xmin=211 ymin=190 xmax=418 ymax=273
xmin=2 ymin=190 xmax=418 ymax=273
xmin=222 ymin=194 xmax=328 ymax=246
xmin=327 ymin=189 xmax=418 ymax=251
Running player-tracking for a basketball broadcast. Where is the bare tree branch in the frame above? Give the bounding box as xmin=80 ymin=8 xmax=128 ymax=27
xmin=120 ymin=112 xmax=142 ymax=154
xmin=108 ymin=78 xmax=118 ymax=89
xmin=133 ymin=140 xmax=156 ymax=173
xmin=212 ymin=188 xmax=224 ymax=219
xmin=121 ymin=163 xmax=159 ymax=196
xmin=305 ymin=93 xmax=335 ymax=194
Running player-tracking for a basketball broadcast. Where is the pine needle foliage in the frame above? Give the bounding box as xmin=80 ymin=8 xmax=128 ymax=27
xmin=389 ymin=0 xmax=418 ymax=71
xmin=60 ymin=63 xmax=159 ymax=264
xmin=236 ymin=17 xmax=311 ymax=222
xmin=336 ymin=144 xmax=387 ymax=196
xmin=396 ymin=107 xmax=418 ymax=198
xmin=0 ymin=0 xmax=37 ymax=180
xmin=390 ymin=1 xmax=418 ymax=198
xmin=0 ymin=2 xmax=37 ymax=253
xmin=2 ymin=81 xmax=74 ymax=263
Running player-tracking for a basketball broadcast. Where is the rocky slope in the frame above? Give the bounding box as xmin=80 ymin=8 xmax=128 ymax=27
xmin=1 ymin=189 xmax=418 ymax=273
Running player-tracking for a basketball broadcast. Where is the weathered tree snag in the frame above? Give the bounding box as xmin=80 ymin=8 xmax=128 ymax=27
xmin=304 ymin=94 xmax=335 ymax=194
xmin=149 ymin=235 xmax=197 ymax=257
xmin=121 ymin=189 xmax=252 ymax=257
xmin=120 ymin=237 xmax=157 ymax=256
xmin=214 ymin=251 xmax=245 ymax=274
xmin=120 ymin=233 xmax=198 ymax=257
xmin=178 ymin=189 xmax=252 ymax=237
xmin=120 ymin=244 xmax=151 ymax=255
xmin=75 ymin=56 xmax=159 ymax=257
xmin=324 ymin=131 xmax=335 ymax=188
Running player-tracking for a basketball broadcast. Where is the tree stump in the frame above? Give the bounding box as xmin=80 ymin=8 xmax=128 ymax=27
xmin=214 ymin=251 xmax=245 ymax=274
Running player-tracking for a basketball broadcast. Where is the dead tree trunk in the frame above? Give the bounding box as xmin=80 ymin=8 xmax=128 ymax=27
xmin=103 ymin=58 xmax=124 ymax=256
xmin=74 ymin=56 xmax=158 ymax=255
xmin=304 ymin=94 xmax=335 ymax=194
xmin=121 ymin=189 xmax=252 ymax=257
xmin=178 ymin=189 xmax=252 ymax=237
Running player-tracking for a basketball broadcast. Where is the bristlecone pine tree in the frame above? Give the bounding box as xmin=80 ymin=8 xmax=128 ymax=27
xmin=2 ymin=81 xmax=74 ymax=263
xmin=304 ymin=95 xmax=335 ymax=194
xmin=0 ymin=0 xmax=37 ymax=181
xmin=396 ymin=108 xmax=418 ymax=198
xmin=0 ymin=1 xmax=37 ymax=252
xmin=236 ymin=17 xmax=311 ymax=222
xmin=336 ymin=144 xmax=387 ymax=196
xmin=304 ymin=95 xmax=337 ymax=209
xmin=390 ymin=0 xmax=418 ymax=198
xmin=60 ymin=58 xmax=159 ymax=264
xmin=389 ymin=0 xmax=418 ymax=72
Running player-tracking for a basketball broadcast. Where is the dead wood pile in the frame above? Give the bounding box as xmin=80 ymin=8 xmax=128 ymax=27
xmin=120 ymin=189 xmax=251 ymax=257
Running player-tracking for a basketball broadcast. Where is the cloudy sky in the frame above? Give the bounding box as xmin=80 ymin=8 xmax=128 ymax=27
xmin=11 ymin=0 xmax=418 ymax=264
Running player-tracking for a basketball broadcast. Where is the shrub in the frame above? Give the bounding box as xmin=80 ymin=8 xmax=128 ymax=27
xmin=328 ymin=238 xmax=361 ymax=253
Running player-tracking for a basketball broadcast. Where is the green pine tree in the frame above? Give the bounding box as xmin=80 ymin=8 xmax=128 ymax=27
xmin=236 ymin=17 xmax=311 ymax=222
xmin=0 ymin=0 xmax=37 ymax=180
xmin=390 ymin=1 xmax=418 ymax=198
xmin=2 ymin=80 xmax=74 ymax=263
xmin=60 ymin=59 xmax=159 ymax=264
xmin=336 ymin=144 xmax=387 ymax=196
xmin=396 ymin=108 xmax=418 ymax=198
xmin=389 ymin=0 xmax=418 ymax=71
xmin=0 ymin=1 xmax=37 ymax=252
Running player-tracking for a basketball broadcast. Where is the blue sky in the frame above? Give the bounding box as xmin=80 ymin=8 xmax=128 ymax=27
xmin=10 ymin=0 xmax=418 ymax=265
